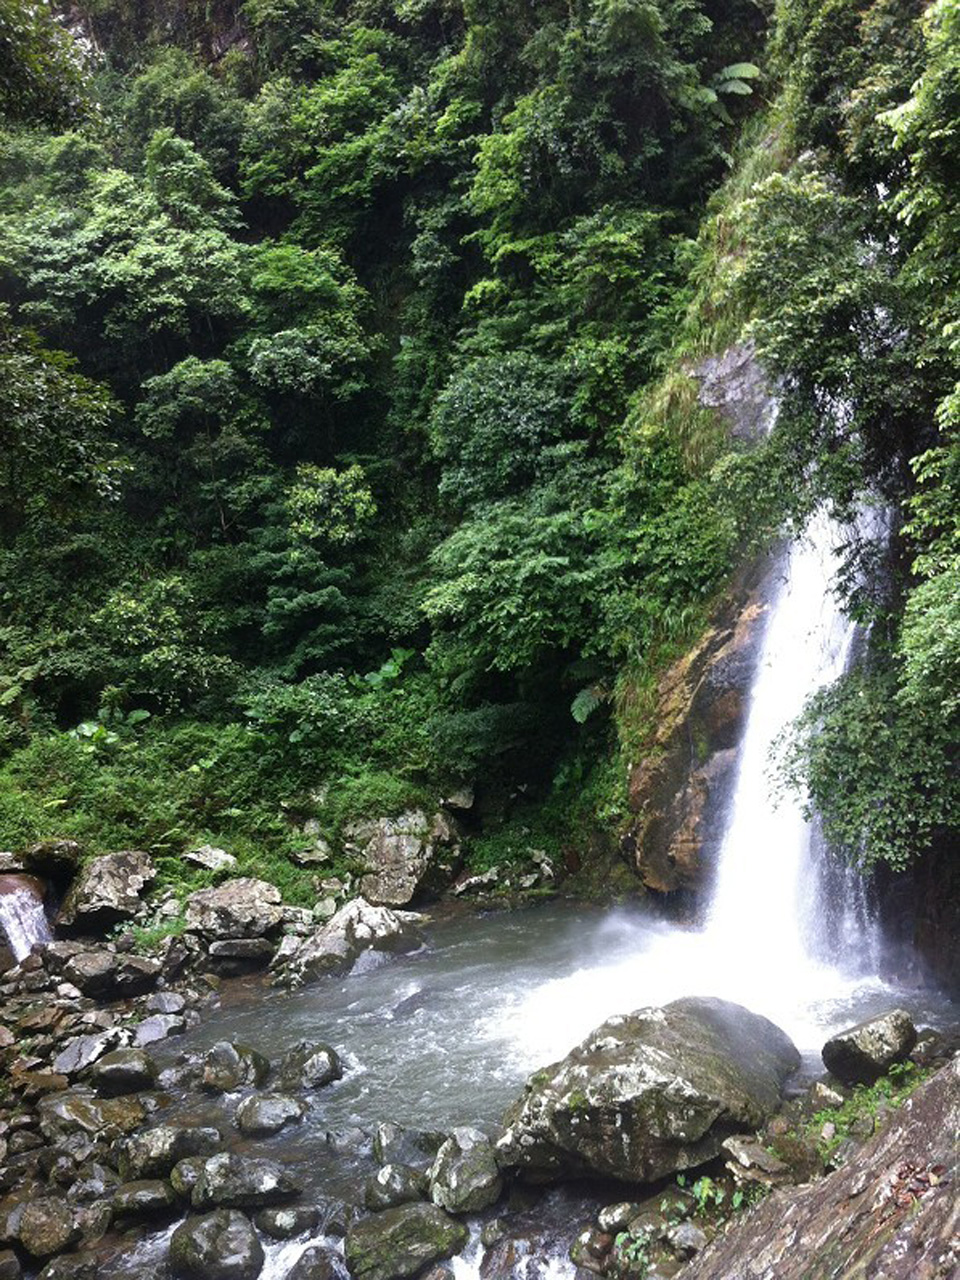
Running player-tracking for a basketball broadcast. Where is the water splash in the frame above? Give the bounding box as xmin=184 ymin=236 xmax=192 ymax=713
xmin=0 ymin=873 xmax=52 ymax=962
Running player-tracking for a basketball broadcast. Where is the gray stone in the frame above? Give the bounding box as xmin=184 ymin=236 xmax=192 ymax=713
xmin=53 ymin=1030 xmax=125 ymax=1077
xmin=145 ymin=991 xmax=186 ymax=1015
xmin=274 ymin=899 xmax=423 ymax=986
xmin=192 ymin=1153 xmax=301 ymax=1210
xmin=91 ymin=1048 xmax=157 ymax=1096
xmin=61 ymin=950 xmax=159 ymax=999
xmin=171 ymin=1157 xmax=209 ymax=1199
xmin=346 ymin=812 xmax=461 ymax=907
xmin=693 ymin=341 xmax=778 ymax=442
xmin=597 ymin=1203 xmax=641 ymax=1234
xmin=184 ymin=845 xmax=237 ymax=872
xmin=36 ymin=1256 xmax=98 ymax=1280
xmin=344 ymin=1203 xmax=468 ymax=1280
xmin=364 ymin=1164 xmax=428 ymax=1212
xmin=203 ymin=1041 xmax=271 ymax=1092
xmin=112 ymin=1179 xmax=178 ymax=1216
xmin=667 ymin=1221 xmax=709 ymax=1258
xmin=57 ymin=851 xmax=155 ymax=932
xmin=286 ymin=1246 xmax=338 ymax=1280
xmin=279 ymin=1041 xmax=342 ymax=1091
xmin=208 ymin=939 xmax=275 ymax=962
xmin=118 ymin=1125 xmax=222 ymax=1180
xmin=821 ymin=1010 xmax=918 ymax=1085
xmin=170 ymin=1210 xmax=264 ymax=1280
xmin=254 ymin=1206 xmax=320 ymax=1240
xmin=18 ymin=1198 xmax=81 ymax=1258
xmin=235 ymin=1093 xmax=306 ymax=1137
xmin=133 ymin=1013 xmax=186 ymax=1046
xmin=39 ymin=1091 xmax=146 ymax=1145
xmin=429 ymin=1127 xmax=501 ymax=1214
xmin=721 ymin=1136 xmax=791 ymax=1186
xmin=497 ymin=997 xmax=800 ymax=1183
xmin=0 ymin=1248 xmax=20 ymax=1280
xmin=184 ymin=878 xmax=283 ymax=941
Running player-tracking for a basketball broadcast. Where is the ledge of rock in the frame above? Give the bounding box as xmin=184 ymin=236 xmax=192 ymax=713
xmin=497 ymin=996 xmax=800 ymax=1183
xmin=677 ymin=1054 xmax=959 ymax=1280
xmin=184 ymin=878 xmax=284 ymax=941
xmin=271 ymin=898 xmax=424 ymax=986
xmin=57 ymin=851 xmax=156 ymax=933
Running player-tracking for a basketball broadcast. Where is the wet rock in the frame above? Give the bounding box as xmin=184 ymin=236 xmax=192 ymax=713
xmin=721 ymin=1136 xmax=791 ymax=1186
xmin=184 ymin=879 xmax=283 ymax=941
xmin=36 ymin=1258 xmax=99 ymax=1280
xmin=171 ymin=1157 xmax=209 ymax=1199
xmin=598 ymin=1203 xmax=642 ymax=1234
xmin=274 ymin=899 xmax=423 ymax=986
xmin=279 ymin=1041 xmax=343 ymax=1091
xmin=429 ymin=1128 xmax=502 ymax=1214
xmin=570 ymin=1225 xmax=613 ymax=1273
xmin=666 ymin=1221 xmax=709 ymax=1258
xmin=67 ymin=1162 xmax=119 ymax=1204
xmin=372 ymin=1124 xmax=445 ymax=1173
xmin=39 ymin=1091 xmax=146 ymax=1144
xmin=345 ymin=811 xmax=462 ymax=907
xmin=207 ymin=939 xmax=276 ymax=972
xmin=145 ymin=991 xmax=186 ymax=1015
xmin=118 ymin=1125 xmax=222 ymax=1180
xmin=133 ymin=1013 xmax=186 ymax=1046
xmin=61 ymin=951 xmax=159 ymax=999
xmin=203 ymin=1041 xmax=271 ymax=1092
xmin=52 ymin=1030 xmax=126 ymax=1077
xmin=170 ymin=1209 xmax=265 ymax=1280
xmin=57 ymin=852 xmax=155 ymax=933
xmin=184 ymin=844 xmax=237 ymax=873
xmin=497 ymin=997 xmax=800 ymax=1183
xmin=18 ymin=1197 xmax=81 ymax=1257
xmin=0 ymin=1249 xmax=19 ymax=1280
xmin=286 ymin=1246 xmax=339 ymax=1280
xmin=254 ymin=1205 xmax=320 ymax=1240
xmin=192 ymin=1152 xmax=302 ymax=1210
xmin=678 ymin=1055 xmax=960 ymax=1280
xmin=90 ymin=1048 xmax=157 ymax=1096
xmin=112 ymin=1179 xmax=178 ymax=1217
xmin=364 ymin=1164 xmax=428 ymax=1212
xmin=24 ymin=841 xmax=82 ymax=880
xmin=344 ymin=1202 xmax=468 ymax=1280
xmin=821 ymin=1010 xmax=918 ymax=1085
xmin=235 ymin=1094 xmax=306 ymax=1137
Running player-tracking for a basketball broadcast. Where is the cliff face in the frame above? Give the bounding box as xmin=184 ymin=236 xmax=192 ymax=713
xmin=678 ymin=1055 xmax=959 ymax=1280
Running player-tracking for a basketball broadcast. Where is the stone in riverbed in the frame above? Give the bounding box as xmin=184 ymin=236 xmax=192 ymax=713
xmin=821 ymin=1010 xmax=918 ymax=1085
xmin=17 ymin=1197 xmax=81 ymax=1257
xmin=38 ymin=1090 xmax=147 ymax=1144
xmin=344 ymin=1202 xmax=468 ymax=1280
xmin=184 ymin=878 xmax=283 ymax=941
xmin=497 ymin=996 xmax=800 ymax=1183
xmin=192 ymin=1152 xmax=302 ymax=1210
xmin=203 ymin=1041 xmax=271 ymax=1092
xmin=235 ymin=1093 xmax=306 ymax=1137
xmin=286 ymin=1246 xmax=339 ymax=1280
xmin=61 ymin=950 xmax=159 ymax=999
xmin=133 ymin=1013 xmax=186 ymax=1046
xmin=279 ymin=1041 xmax=342 ymax=1091
xmin=429 ymin=1128 xmax=502 ymax=1214
xmin=52 ymin=1029 xmax=126 ymax=1077
xmin=254 ymin=1205 xmax=321 ymax=1240
xmin=57 ymin=851 xmax=156 ymax=933
xmin=118 ymin=1124 xmax=223 ymax=1181
xmin=273 ymin=898 xmax=423 ymax=986
xmin=0 ymin=1250 xmax=19 ymax=1280
xmin=112 ymin=1179 xmax=178 ymax=1217
xmin=170 ymin=1209 xmax=264 ymax=1280
xmin=364 ymin=1164 xmax=428 ymax=1212
xmin=91 ymin=1048 xmax=157 ymax=1096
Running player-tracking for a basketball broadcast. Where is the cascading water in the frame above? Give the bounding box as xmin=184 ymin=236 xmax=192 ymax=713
xmin=0 ymin=873 xmax=52 ymax=962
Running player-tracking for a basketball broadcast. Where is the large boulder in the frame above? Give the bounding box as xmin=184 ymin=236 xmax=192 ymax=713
xmin=57 ymin=851 xmax=156 ymax=933
xmin=428 ymin=1128 xmax=501 ymax=1214
xmin=235 ymin=1094 xmax=305 ymax=1138
xmin=678 ymin=1055 xmax=960 ymax=1280
xmin=497 ymin=997 xmax=800 ymax=1183
xmin=118 ymin=1125 xmax=223 ymax=1180
xmin=184 ymin=878 xmax=284 ymax=941
xmin=344 ymin=811 xmax=462 ymax=907
xmin=38 ymin=1090 xmax=147 ymax=1144
xmin=17 ymin=1199 xmax=81 ymax=1258
xmin=202 ymin=1041 xmax=271 ymax=1092
xmin=192 ymin=1153 xmax=302 ymax=1210
xmin=278 ymin=1041 xmax=342 ymax=1091
xmin=61 ymin=949 xmax=160 ymax=999
xmin=821 ymin=1010 xmax=918 ymax=1085
xmin=344 ymin=1203 xmax=468 ymax=1280
xmin=365 ymin=1165 xmax=428 ymax=1212
xmin=91 ymin=1048 xmax=158 ymax=1096
xmin=170 ymin=1210 xmax=264 ymax=1280
xmin=272 ymin=899 xmax=423 ymax=986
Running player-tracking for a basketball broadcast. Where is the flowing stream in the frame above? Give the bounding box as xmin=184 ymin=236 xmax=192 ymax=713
xmin=86 ymin=511 xmax=960 ymax=1278
xmin=0 ymin=873 xmax=52 ymax=962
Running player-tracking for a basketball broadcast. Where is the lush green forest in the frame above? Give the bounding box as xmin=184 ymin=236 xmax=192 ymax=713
xmin=0 ymin=0 xmax=956 ymax=900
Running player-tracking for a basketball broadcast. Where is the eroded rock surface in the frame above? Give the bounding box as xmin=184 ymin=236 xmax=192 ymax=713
xmin=345 ymin=1202 xmax=468 ymax=1280
xmin=497 ymin=997 xmax=800 ymax=1183
xmin=345 ymin=811 xmax=462 ymax=907
xmin=184 ymin=878 xmax=284 ymax=941
xmin=57 ymin=851 xmax=155 ymax=933
xmin=822 ymin=1009 xmax=918 ymax=1085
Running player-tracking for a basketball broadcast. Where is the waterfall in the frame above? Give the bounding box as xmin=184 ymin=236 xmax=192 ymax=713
xmin=0 ymin=873 xmax=53 ymax=962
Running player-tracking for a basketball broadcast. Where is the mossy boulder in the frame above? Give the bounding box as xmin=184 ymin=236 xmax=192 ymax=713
xmin=344 ymin=1202 xmax=468 ymax=1280
xmin=169 ymin=1210 xmax=264 ymax=1280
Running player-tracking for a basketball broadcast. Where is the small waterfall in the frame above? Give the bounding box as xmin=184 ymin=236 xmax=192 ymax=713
xmin=0 ymin=873 xmax=53 ymax=962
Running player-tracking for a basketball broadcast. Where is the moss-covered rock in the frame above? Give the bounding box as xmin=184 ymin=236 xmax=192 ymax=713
xmin=344 ymin=1202 xmax=468 ymax=1280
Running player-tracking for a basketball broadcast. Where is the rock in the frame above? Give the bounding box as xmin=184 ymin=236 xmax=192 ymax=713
xmin=235 ymin=1094 xmax=306 ymax=1137
xmin=192 ymin=1153 xmax=302 ymax=1210
xmin=0 ymin=1249 xmax=19 ymax=1280
xmin=451 ymin=868 xmax=499 ymax=897
xmin=429 ymin=1128 xmax=502 ymax=1214
xmin=203 ymin=1041 xmax=271 ymax=1092
xmin=208 ymin=938 xmax=276 ymax=968
xmin=53 ymin=1030 xmax=125 ymax=1077
xmin=278 ymin=1041 xmax=342 ymax=1091
xmin=597 ymin=1203 xmax=642 ymax=1234
xmin=373 ymin=1124 xmax=445 ymax=1173
xmin=171 ymin=1158 xmax=209 ymax=1199
xmin=170 ymin=1210 xmax=265 ymax=1280
xmin=184 ymin=845 xmax=237 ymax=872
xmin=145 ymin=991 xmax=186 ymax=1015
xmin=112 ymin=1179 xmax=178 ymax=1217
xmin=24 ymin=841 xmax=82 ymax=879
xmin=274 ymin=899 xmax=423 ymax=986
xmin=678 ymin=1055 xmax=960 ymax=1280
xmin=497 ymin=997 xmax=800 ymax=1183
xmin=721 ymin=1136 xmax=791 ymax=1186
xmin=118 ymin=1125 xmax=222 ymax=1180
xmin=133 ymin=1013 xmax=186 ymax=1045
xmin=667 ymin=1221 xmax=709 ymax=1258
xmin=184 ymin=878 xmax=283 ymax=941
xmin=345 ymin=811 xmax=462 ymax=907
xmin=18 ymin=1197 xmax=81 ymax=1257
xmin=821 ymin=1010 xmax=918 ymax=1085
xmin=39 ymin=1091 xmax=146 ymax=1145
xmin=344 ymin=1203 xmax=468 ymax=1280
xmin=91 ymin=1048 xmax=157 ymax=1096
xmin=254 ymin=1206 xmax=320 ymax=1240
xmin=61 ymin=950 xmax=159 ymax=999
xmin=286 ymin=1246 xmax=339 ymax=1280
xmin=57 ymin=851 xmax=155 ymax=933
xmin=36 ymin=1257 xmax=99 ymax=1280
xmin=364 ymin=1165 xmax=428 ymax=1212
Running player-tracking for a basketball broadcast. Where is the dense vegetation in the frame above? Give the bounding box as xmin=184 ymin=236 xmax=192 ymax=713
xmin=0 ymin=0 xmax=955 ymax=893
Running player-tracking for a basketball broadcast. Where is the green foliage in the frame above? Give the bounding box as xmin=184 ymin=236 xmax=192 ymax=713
xmin=0 ymin=0 xmax=88 ymax=126
xmin=806 ymin=1061 xmax=929 ymax=1158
